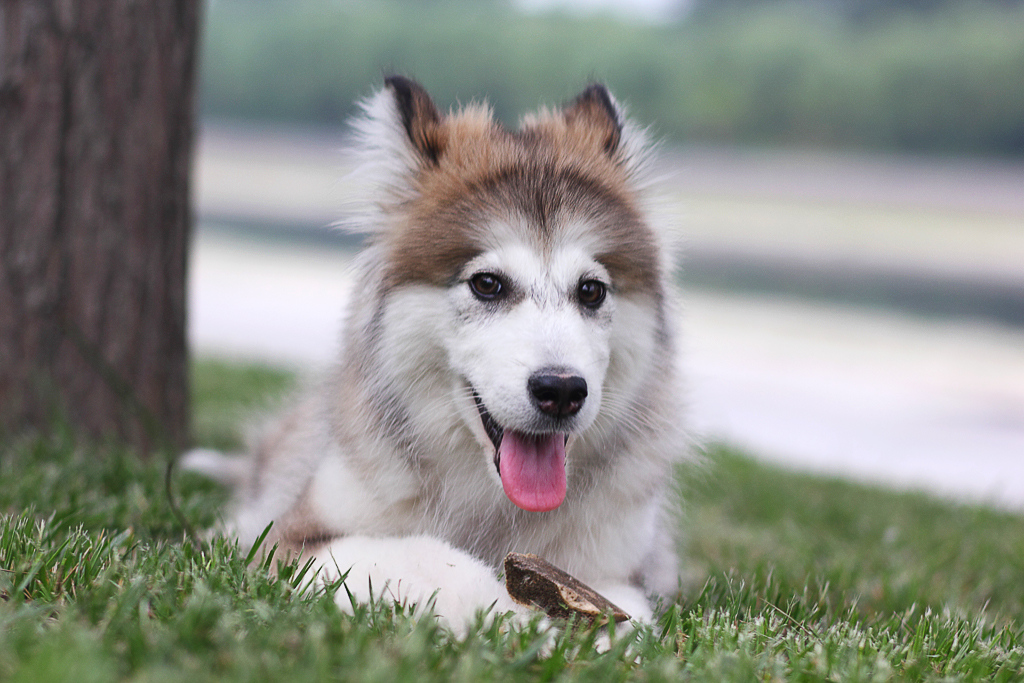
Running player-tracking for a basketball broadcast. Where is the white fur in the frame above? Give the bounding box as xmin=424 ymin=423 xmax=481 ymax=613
xmin=318 ymin=535 xmax=529 ymax=637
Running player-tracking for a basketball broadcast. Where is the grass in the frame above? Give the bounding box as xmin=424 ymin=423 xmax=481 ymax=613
xmin=1 ymin=359 xmax=1023 ymax=681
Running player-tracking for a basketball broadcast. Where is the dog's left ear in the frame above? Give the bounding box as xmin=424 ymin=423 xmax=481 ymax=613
xmin=563 ymin=84 xmax=623 ymax=156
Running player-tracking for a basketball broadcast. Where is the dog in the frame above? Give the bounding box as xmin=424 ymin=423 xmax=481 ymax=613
xmin=188 ymin=76 xmax=686 ymax=635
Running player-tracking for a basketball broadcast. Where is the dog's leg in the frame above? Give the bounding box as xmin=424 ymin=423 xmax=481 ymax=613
xmin=589 ymin=583 xmax=654 ymax=623
xmin=179 ymin=448 xmax=250 ymax=487
xmin=572 ymin=582 xmax=653 ymax=654
xmin=313 ymin=535 xmax=529 ymax=637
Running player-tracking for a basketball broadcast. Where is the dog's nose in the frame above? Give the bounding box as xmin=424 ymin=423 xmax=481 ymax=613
xmin=528 ymin=372 xmax=588 ymax=418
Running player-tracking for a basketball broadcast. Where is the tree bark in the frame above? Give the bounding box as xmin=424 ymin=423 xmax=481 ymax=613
xmin=0 ymin=1 xmax=199 ymax=452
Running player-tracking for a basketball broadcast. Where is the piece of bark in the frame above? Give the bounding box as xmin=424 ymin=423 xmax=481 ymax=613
xmin=503 ymin=552 xmax=630 ymax=625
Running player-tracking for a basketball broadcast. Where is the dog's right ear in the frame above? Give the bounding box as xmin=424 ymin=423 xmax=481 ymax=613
xmin=383 ymin=76 xmax=446 ymax=165
xmin=346 ymin=77 xmax=451 ymax=228
xmin=351 ymin=76 xmax=447 ymax=187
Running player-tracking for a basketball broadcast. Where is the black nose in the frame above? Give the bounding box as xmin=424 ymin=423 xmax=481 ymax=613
xmin=528 ymin=372 xmax=588 ymax=418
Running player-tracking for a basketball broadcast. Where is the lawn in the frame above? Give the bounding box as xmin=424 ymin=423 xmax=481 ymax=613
xmin=1 ymin=359 xmax=1022 ymax=681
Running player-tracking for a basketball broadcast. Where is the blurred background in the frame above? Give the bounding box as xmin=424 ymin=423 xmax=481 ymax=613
xmin=190 ymin=0 xmax=1024 ymax=507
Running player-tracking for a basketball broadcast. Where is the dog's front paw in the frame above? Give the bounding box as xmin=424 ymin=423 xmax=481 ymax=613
xmin=314 ymin=535 xmax=529 ymax=637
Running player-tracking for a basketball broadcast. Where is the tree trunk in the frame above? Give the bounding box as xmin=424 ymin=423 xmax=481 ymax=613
xmin=0 ymin=1 xmax=200 ymax=452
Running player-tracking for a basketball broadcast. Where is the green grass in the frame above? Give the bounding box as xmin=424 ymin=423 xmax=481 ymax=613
xmin=1 ymin=359 xmax=1022 ymax=681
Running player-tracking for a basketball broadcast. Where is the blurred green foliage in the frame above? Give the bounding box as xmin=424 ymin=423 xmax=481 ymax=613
xmin=200 ymin=0 xmax=1024 ymax=155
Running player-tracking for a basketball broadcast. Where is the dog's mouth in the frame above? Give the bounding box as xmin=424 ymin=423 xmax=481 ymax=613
xmin=473 ymin=393 xmax=568 ymax=513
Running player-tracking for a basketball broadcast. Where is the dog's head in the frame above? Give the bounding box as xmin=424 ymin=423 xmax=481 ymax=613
xmin=348 ymin=77 xmax=673 ymax=512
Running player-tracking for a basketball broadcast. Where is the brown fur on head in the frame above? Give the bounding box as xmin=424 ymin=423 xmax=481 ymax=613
xmin=360 ymin=77 xmax=661 ymax=296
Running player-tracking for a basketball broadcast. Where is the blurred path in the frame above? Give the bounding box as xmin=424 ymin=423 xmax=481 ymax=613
xmin=682 ymin=293 xmax=1024 ymax=509
xmin=191 ymin=125 xmax=1024 ymax=510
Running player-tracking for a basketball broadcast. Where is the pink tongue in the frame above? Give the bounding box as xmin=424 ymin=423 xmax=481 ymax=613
xmin=498 ymin=430 xmax=567 ymax=512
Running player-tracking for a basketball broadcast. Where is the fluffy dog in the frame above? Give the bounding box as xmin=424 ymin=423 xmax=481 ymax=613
xmin=189 ymin=77 xmax=686 ymax=634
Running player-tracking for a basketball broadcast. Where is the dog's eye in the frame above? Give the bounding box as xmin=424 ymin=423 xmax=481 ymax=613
xmin=469 ymin=273 xmax=504 ymax=300
xmin=578 ymin=279 xmax=606 ymax=308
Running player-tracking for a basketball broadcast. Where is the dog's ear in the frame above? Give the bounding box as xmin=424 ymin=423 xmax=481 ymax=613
xmin=563 ymin=84 xmax=623 ymax=156
xmin=345 ymin=77 xmax=452 ymax=233
xmin=383 ymin=75 xmax=447 ymax=165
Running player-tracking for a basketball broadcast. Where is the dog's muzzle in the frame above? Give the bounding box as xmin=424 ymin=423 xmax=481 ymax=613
xmin=471 ymin=370 xmax=587 ymax=513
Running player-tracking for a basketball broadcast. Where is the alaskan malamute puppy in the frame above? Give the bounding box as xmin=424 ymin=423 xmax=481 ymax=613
xmin=194 ymin=77 xmax=686 ymax=633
